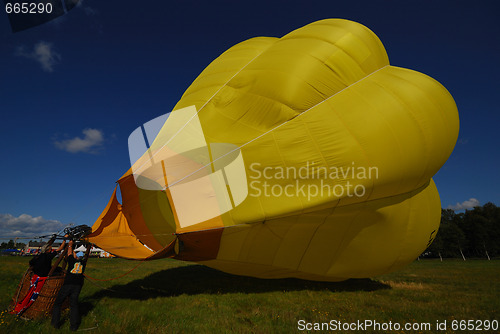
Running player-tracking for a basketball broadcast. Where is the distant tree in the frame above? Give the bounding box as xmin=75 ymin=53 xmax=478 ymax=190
xmin=461 ymin=211 xmax=489 ymax=257
xmin=426 ymin=203 xmax=499 ymax=259
xmin=428 ymin=209 xmax=463 ymax=258
xmin=0 ymin=240 xmax=16 ymax=249
xmin=459 ymin=203 xmax=499 ymax=258
xmin=427 ymin=227 xmax=444 ymax=260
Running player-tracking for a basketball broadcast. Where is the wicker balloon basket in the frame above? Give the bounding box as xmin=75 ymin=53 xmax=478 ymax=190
xmin=10 ymin=269 xmax=69 ymax=320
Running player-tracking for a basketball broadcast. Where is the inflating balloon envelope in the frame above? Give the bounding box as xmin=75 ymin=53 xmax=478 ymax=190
xmin=88 ymin=19 xmax=459 ymax=281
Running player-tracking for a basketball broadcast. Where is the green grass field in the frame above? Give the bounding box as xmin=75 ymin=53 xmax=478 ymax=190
xmin=0 ymin=257 xmax=498 ymax=333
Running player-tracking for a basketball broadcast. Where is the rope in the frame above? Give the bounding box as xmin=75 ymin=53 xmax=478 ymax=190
xmin=83 ymin=275 xmax=115 ymax=292
xmin=83 ymin=260 xmax=146 ymax=282
xmin=77 ymin=326 xmax=99 ymax=332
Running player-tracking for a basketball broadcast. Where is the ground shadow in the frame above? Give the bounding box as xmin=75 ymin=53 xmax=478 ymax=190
xmin=83 ymin=265 xmax=390 ymax=303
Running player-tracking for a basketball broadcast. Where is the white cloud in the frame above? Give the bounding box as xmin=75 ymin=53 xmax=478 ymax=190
xmin=16 ymin=41 xmax=61 ymax=72
xmin=54 ymin=128 xmax=104 ymax=154
xmin=447 ymin=198 xmax=480 ymax=211
xmin=0 ymin=213 xmax=65 ymax=239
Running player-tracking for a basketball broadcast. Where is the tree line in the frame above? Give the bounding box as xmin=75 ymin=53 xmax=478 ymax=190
xmin=426 ymin=202 xmax=500 ymax=259
xmin=1 ymin=203 xmax=499 ymax=260
xmin=0 ymin=240 xmax=26 ymax=250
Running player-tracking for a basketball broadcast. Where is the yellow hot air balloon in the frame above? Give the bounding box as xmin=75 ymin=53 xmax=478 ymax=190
xmin=88 ymin=19 xmax=459 ymax=281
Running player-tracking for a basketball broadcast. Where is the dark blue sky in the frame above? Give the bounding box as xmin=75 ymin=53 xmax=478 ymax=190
xmin=0 ymin=0 xmax=499 ymax=241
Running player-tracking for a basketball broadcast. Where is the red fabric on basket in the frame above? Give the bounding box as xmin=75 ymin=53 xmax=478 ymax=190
xmin=11 ymin=274 xmax=48 ymax=315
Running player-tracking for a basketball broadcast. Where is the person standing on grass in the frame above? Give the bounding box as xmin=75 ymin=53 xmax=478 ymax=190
xmin=51 ymin=240 xmax=87 ymax=331
xmin=30 ymin=236 xmax=68 ymax=277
